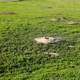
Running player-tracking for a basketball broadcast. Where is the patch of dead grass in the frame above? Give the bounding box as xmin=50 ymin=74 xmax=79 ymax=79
xmin=0 ymin=12 xmax=16 ymax=15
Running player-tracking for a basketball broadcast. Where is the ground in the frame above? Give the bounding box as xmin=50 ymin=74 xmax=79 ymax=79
xmin=0 ymin=0 xmax=80 ymax=80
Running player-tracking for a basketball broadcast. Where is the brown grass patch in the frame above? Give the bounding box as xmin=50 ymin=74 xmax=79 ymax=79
xmin=0 ymin=12 xmax=16 ymax=15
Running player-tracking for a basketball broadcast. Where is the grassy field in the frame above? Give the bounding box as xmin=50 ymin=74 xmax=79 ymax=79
xmin=0 ymin=0 xmax=80 ymax=80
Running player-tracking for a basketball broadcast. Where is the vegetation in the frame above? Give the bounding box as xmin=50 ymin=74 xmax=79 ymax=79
xmin=0 ymin=0 xmax=80 ymax=79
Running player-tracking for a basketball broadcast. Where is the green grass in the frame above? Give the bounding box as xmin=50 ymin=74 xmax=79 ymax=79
xmin=0 ymin=0 xmax=80 ymax=80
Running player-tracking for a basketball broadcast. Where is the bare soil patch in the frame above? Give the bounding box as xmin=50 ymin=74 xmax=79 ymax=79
xmin=50 ymin=16 xmax=80 ymax=25
xmin=50 ymin=17 xmax=67 ymax=22
xmin=67 ymin=21 xmax=80 ymax=25
xmin=34 ymin=37 xmax=62 ymax=44
xmin=0 ymin=12 xmax=16 ymax=15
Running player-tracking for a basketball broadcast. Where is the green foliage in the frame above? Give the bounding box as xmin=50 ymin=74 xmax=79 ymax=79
xmin=0 ymin=0 xmax=80 ymax=80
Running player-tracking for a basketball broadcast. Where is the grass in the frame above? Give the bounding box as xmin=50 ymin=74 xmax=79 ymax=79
xmin=0 ymin=0 xmax=80 ymax=80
